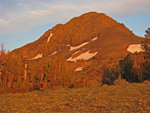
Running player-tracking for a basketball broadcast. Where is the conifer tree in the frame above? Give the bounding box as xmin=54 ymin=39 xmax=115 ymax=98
xmin=142 ymin=27 xmax=150 ymax=54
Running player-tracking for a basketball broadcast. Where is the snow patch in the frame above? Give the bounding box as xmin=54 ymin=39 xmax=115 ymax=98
xmin=32 ymin=53 xmax=43 ymax=60
xmin=91 ymin=37 xmax=98 ymax=41
xmin=47 ymin=31 xmax=54 ymax=43
xmin=74 ymin=67 xmax=83 ymax=72
xmin=51 ymin=51 xmax=57 ymax=55
xmin=67 ymin=50 xmax=98 ymax=62
xmin=69 ymin=42 xmax=89 ymax=51
xmin=72 ymin=50 xmax=80 ymax=56
xmin=127 ymin=44 xmax=145 ymax=53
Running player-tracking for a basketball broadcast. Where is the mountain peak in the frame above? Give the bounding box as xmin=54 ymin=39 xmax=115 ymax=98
xmin=80 ymin=11 xmax=105 ymax=17
xmin=12 ymin=11 xmax=142 ymax=61
xmin=6 ymin=11 xmax=145 ymax=92
xmin=69 ymin=11 xmax=116 ymax=25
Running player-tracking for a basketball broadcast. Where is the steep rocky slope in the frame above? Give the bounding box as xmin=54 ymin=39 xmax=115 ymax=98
xmin=10 ymin=12 xmax=144 ymax=84
xmin=12 ymin=12 xmax=143 ymax=58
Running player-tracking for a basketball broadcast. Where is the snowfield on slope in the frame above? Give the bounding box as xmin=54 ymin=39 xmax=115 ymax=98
xmin=74 ymin=67 xmax=83 ymax=71
xmin=68 ymin=37 xmax=98 ymax=51
xmin=69 ymin=42 xmax=89 ymax=51
xmin=51 ymin=51 xmax=58 ymax=56
xmin=47 ymin=31 xmax=54 ymax=43
xmin=32 ymin=53 xmax=43 ymax=60
xmin=91 ymin=37 xmax=98 ymax=41
xmin=127 ymin=44 xmax=145 ymax=53
xmin=67 ymin=50 xmax=98 ymax=62
xmin=72 ymin=50 xmax=80 ymax=56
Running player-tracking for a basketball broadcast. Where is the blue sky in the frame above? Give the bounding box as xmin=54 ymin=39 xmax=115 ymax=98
xmin=0 ymin=0 xmax=150 ymax=51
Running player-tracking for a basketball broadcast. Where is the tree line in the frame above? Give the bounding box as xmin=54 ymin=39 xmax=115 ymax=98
xmin=0 ymin=47 xmax=75 ymax=93
xmin=0 ymin=28 xmax=150 ymax=93
xmin=102 ymin=28 xmax=150 ymax=85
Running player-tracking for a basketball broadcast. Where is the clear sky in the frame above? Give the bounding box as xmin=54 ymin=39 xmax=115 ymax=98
xmin=0 ymin=0 xmax=150 ymax=51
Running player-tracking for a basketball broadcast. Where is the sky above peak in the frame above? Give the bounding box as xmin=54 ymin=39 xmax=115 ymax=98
xmin=0 ymin=0 xmax=150 ymax=51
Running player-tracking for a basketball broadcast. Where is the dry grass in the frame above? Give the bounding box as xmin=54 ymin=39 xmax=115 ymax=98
xmin=0 ymin=82 xmax=150 ymax=113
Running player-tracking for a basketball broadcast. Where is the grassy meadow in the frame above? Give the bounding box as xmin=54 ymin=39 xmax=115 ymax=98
xmin=0 ymin=82 xmax=150 ymax=113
